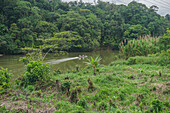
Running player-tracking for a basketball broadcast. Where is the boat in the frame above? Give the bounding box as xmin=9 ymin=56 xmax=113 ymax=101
xmin=78 ymin=55 xmax=88 ymax=59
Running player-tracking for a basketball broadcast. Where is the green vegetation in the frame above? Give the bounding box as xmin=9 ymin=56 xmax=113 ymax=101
xmin=0 ymin=0 xmax=170 ymax=54
xmin=0 ymin=33 xmax=169 ymax=112
xmin=120 ymin=29 xmax=170 ymax=59
xmin=0 ymin=59 xmax=169 ymax=112
xmin=0 ymin=0 xmax=170 ymax=112
xmin=17 ymin=61 xmax=50 ymax=87
xmin=126 ymin=50 xmax=170 ymax=66
xmin=85 ymin=56 xmax=102 ymax=75
xmin=0 ymin=67 xmax=12 ymax=89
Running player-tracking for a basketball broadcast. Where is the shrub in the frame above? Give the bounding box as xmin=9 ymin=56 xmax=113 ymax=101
xmin=157 ymin=49 xmax=170 ymax=66
xmin=119 ymin=36 xmax=160 ymax=59
xmin=159 ymin=29 xmax=170 ymax=50
xmin=19 ymin=61 xmax=50 ymax=87
xmin=120 ymin=30 xmax=170 ymax=59
xmin=126 ymin=49 xmax=170 ymax=66
xmin=0 ymin=67 xmax=12 ymax=89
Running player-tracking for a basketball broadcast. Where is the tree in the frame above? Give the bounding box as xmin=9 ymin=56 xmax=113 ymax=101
xmin=124 ymin=24 xmax=150 ymax=39
xmin=0 ymin=34 xmax=20 ymax=54
xmin=14 ymin=1 xmax=31 ymax=18
xmin=9 ymin=23 xmax=20 ymax=40
xmin=0 ymin=0 xmax=169 ymax=54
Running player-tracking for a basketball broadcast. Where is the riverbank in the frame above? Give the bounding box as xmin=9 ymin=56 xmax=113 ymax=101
xmin=0 ymin=50 xmax=119 ymax=79
xmin=0 ymin=60 xmax=169 ymax=112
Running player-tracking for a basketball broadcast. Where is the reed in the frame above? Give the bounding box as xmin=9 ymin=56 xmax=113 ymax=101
xmin=119 ymin=36 xmax=160 ymax=59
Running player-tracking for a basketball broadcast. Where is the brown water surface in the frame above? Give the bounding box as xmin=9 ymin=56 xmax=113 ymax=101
xmin=0 ymin=50 xmax=118 ymax=81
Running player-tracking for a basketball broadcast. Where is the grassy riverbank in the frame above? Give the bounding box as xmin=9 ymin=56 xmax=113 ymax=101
xmin=0 ymin=60 xmax=169 ymax=112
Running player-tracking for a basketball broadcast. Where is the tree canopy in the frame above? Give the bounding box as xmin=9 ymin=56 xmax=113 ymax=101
xmin=0 ymin=0 xmax=169 ymax=54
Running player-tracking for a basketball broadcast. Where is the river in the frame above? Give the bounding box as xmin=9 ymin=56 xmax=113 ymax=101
xmin=0 ymin=50 xmax=118 ymax=80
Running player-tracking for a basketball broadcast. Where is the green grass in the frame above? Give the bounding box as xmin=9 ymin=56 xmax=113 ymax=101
xmin=0 ymin=62 xmax=169 ymax=112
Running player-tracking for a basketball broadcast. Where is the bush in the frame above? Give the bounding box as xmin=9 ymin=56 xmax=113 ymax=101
xmin=119 ymin=36 xmax=160 ymax=59
xmin=120 ymin=30 xmax=170 ymax=59
xmin=157 ymin=50 xmax=170 ymax=66
xmin=0 ymin=67 xmax=12 ymax=89
xmin=126 ymin=49 xmax=170 ymax=66
xmin=159 ymin=29 xmax=170 ymax=50
xmin=19 ymin=61 xmax=50 ymax=87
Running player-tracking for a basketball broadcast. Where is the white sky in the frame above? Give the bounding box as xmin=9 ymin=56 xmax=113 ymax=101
xmin=62 ymin=0 xmax=170 ymax=16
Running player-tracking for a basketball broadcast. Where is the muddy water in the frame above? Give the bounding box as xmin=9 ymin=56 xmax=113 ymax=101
xmin=0 ymin=50 xmax=118 ymax=80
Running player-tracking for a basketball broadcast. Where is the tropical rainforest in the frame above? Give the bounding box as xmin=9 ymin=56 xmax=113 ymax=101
xmin=0 ymin=0 xmax=170 ymax=54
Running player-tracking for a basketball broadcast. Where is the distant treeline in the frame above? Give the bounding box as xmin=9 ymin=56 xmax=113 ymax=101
xmin=0 ymin=0 xmax=170 ymax=54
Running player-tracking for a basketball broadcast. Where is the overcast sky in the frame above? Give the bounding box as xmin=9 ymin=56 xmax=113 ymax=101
xmin=62 ymin=0 xmax=170 ymax=16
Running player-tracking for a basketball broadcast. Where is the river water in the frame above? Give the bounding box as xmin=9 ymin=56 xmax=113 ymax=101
xmin=0 ymin=50 xmax=118 ymax=80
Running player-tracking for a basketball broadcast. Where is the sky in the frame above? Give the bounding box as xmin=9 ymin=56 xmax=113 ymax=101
xmin=62 ymin=0 xmax=170 ymax=16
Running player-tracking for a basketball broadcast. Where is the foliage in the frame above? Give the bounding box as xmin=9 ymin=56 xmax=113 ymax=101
xmin=0 ymin=67 xmax=12 ymax=89
xmin=19 ymin=49 xmax=48 ymax=65
xmin=119 ymin=36 xmax=160 ymax=59
xmin=85 ymin=56 xmax=102 ymax=75
xmin=0 ymin=34 xmax=21 ymax=54
xmin=126 ymin=49 xmax=170 ymax=66
xmin=0 ymin=0 xmax=170 ymax=112
xmin=1 ymin=60 xmax=170 ymax=112
xmin=124 ymin=24 xmax=150 ymax=39
xmin=159 ymin=29 xmax=170 ymax=50
xmin=0 ymin=0 xmax=169 ymax=54
xmin=18 ymin=61 xmax=50 ymax=87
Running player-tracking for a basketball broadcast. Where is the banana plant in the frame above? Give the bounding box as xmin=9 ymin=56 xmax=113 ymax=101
xmin=85 ymin=56 xmax=102 ymax=75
